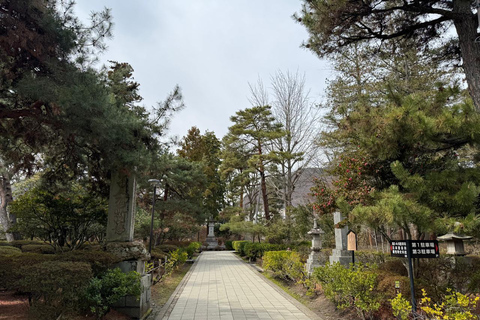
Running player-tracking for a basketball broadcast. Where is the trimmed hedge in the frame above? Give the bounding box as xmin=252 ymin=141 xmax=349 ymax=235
xmin=21 ymin=244 xmax=55 ymax=254
xmin=232 ymin=241 xmax=250 ymax=256
xmin=243 ymin=242 xmax=288 ymax=261
xmin=0 ymin=246 xmax=22 ymax=256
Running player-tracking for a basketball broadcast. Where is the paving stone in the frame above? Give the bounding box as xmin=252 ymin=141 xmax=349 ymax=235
xmin=161 ymin=251 xmax=317 ymax=319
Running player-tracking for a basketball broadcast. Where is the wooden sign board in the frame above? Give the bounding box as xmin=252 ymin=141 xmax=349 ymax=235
xmin=347 ymin=230 xmax=357 ymax=251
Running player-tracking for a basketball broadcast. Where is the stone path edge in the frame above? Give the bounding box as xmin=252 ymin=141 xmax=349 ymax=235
xmin=231 ymin=253 xmax=325 ymax=320
xmin=154 ymin=252 xmax=202 ymax=320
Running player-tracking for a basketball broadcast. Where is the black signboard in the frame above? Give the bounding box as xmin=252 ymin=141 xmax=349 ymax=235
xmin=389 ymin=239 xmax=439 ymax=313
xmin=390 ymin=240 xmax=439 ymax=258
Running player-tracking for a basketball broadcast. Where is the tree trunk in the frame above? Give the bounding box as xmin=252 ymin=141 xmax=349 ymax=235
xmin=454 ymin=0 xmax=480 ymax=111
xmin=0 ymin=172 xmax=14 ymax=242
xmin=259 ymin=169 xmax=270 ymax=221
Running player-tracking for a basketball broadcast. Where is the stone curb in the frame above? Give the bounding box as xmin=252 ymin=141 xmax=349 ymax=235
xmin=153 ymin=253 xmax=201 ymax=320
xmin=232 ymin=253 xmax=325 ymax=320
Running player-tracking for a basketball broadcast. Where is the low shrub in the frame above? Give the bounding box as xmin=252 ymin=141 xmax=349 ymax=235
xmin=313 ymin=262 xmax=381 ymax=319
xmin=83 ymin=267 xmax=141 ymax=319
xmin=263 ymin=250 xmax=305 ymax=282
xmin=157 ymin=244 xmax=179 ymax=253
xmin=57 ymin=250 xmax=122 ymax=276
xmin=20 ymin=244 xmax=55 ymax=254
xmin=151 ymin=247 xmax=167 ymax=260
xmin=232 ymin=240 xmax=250 ymax=256
xmin=184 ymin=242 xmax=201 ymax=259
xmin=5 ymin=240 xmax=45 ymax=248
xmin=225 ymin=240 xmax=233 ymax=250
xmin=19 ymin=261 xmax=93 ymax=319
xmin=162 ymin=249 xmax=188 ymax=280
xmin=243 ymin=243 xmax=288 ymax=261
xmin=0 ymin=246 xmax=22 ymax=256
xmin=0 ymin=253 xmax=55 ymax=289
xmin=391 ymin=289 xmax=480 ymax=320
xmin=376 ymin=270 xmax=410 ymax=300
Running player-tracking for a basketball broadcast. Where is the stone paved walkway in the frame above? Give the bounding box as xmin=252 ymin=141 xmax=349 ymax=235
xmin=159 ymin=251 xmax=319 ymax=320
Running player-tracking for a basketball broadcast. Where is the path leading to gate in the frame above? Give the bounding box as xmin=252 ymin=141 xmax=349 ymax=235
xmin=158 ymin=251 xmax=321 ymax=320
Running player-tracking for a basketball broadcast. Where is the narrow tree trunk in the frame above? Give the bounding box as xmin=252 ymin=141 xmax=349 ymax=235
xmin=0 ymin=172 xmax=14 ymax=242
xmin=259 ymin=169 xmax=270 ymax=221
xmin=454 ymin=0 xmax=480 ymax=111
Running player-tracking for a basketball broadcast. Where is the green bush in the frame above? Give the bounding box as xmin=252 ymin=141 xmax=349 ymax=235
xmin=57 ymin=250 xmax=122 ymax=276
xmin=20 ymin=261 xmax=93 ymax=319
xmin=2 ymin=240 xmax=45 ymax=248
xmin=184 ymin=242 xmax=201 ymax=259
xmin=0 ymin=246 xmax=22 ymax=256
xmin=232 ymin=240 xmax=250 ymax=256
xmin=313 ymin=262 xmax=381 ymax=319
xmin=263 ymin=250 xmax=305 ymax=282
xmin=157 ymin=244 xmax=179 ymax=253
xmin=0 ymin=253 xmax=55 ymax=289
xmin=151 ymin=247 xmax=167 ymax=260
xmin=225 ymin=240 xmax=233 ymax=250
xmin=83 ymin=267 xmax=141 ymax=319
xmin=243 ymin=243 xmax=288 ymax=260
xmin=20 ymin=244 xmax=55 ymax=254
xmin=162 ymin=249 xmax=188 ymax=281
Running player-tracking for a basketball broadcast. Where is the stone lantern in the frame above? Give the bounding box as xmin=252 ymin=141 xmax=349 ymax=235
xmin=306 ymin=219 xmax=325 ymax=275
xmin=437 ymin=233 xmax=472 ymax=256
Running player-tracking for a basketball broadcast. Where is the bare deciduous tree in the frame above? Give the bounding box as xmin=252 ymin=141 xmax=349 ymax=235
xmin=249 ymin=70 xmax=322 ymax=213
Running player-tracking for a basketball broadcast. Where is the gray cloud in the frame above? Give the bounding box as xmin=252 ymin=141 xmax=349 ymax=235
xmin=75 ymin=1 xmax=332 ymax=140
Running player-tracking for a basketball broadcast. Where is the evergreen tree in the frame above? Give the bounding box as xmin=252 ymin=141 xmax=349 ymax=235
xmin=312 ymin=40 xmax=480 ymax=238
xmin=224 ymin=106 xmax=285 ymax=221
xmin=295 ymin=0 xmax=480 ymax=111
xmin=177 ymin=127 xmax=225 ymax=219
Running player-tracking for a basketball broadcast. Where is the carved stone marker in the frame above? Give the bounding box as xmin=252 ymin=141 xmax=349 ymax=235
xmin=306 ymin=219 xmax=326 ymax=275
xmin=106 ymin=171 xmax=136 ymax=242
xmin=105 ymin=171 xmax=151 ymax=319
xmin=329 ymin=211 xmax=353 ymax=266
xmin=205 ymin=219 xmax=218 ymax=250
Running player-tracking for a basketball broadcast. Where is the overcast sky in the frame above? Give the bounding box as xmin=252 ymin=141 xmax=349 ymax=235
xmin=75 ymin=1 xmax=332 ymax=141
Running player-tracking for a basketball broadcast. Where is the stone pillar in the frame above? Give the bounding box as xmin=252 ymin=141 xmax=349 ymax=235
xmin=306 ymin=219 xmax=326 ymax=275
xmin=106 ymin=171 xmax=136 ymax=242
xmin=105 ymin=170 xmax=151 ymax=319
xmin=329 ymin=211 xmax=353 ymax=266
xmin=208 ymin=221 xmax=215 ymax=237
xmin=205 ymin=219 xmax=218 ymax=250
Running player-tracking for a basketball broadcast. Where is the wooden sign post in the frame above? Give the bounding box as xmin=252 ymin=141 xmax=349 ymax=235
xmin=347 ymin=230 xmax=357 ymax=265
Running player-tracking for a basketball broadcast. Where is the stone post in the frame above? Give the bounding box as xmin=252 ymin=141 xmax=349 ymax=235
xmin=329 ymin=211 xmax=353 ymax=266
xmin=205 ymin=219 xmax=218 ymax=250
xmin=105 ymin=170 xmax=151 ymax=319
xmin=306 ymin=219 xmax=326 ymax=275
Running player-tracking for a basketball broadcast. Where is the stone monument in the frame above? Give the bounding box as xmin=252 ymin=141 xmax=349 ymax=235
xmin=329 ymin=211 xmax=353 ymax=266
xmin=306 ymin=219 xmax=325 ymax=275
xmin=105 ymin=170 xmax=151 ymax=319
xmin=204 ymin=219 xmax=218 ymax=250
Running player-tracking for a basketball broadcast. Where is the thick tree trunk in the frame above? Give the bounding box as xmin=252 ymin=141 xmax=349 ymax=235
xmin=454 ymin=0 xmax=480 ymax=111
xmin=0 ymin=172 xmax=14 ymax=242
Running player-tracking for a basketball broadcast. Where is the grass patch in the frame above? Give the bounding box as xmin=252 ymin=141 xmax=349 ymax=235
xmin=263 ymin=273 xmax=308 ymax=305
xmin=151 ymin=262 xmax=192 ymax=308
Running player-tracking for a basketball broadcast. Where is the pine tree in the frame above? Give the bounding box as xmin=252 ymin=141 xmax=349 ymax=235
xmin=224 ymin=106 xmax=285 ymax=221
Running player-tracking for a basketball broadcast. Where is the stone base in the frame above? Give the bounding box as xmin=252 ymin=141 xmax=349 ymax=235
xmin=329 ymin=249 xmax=353 ymax=266
xmin=306 ymin=250 xmax=327 ymax=275
xmin=112 ymin=273 xmax=152 ymax=319
xmin=204 ymin=236 xmax=218 ymax=250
